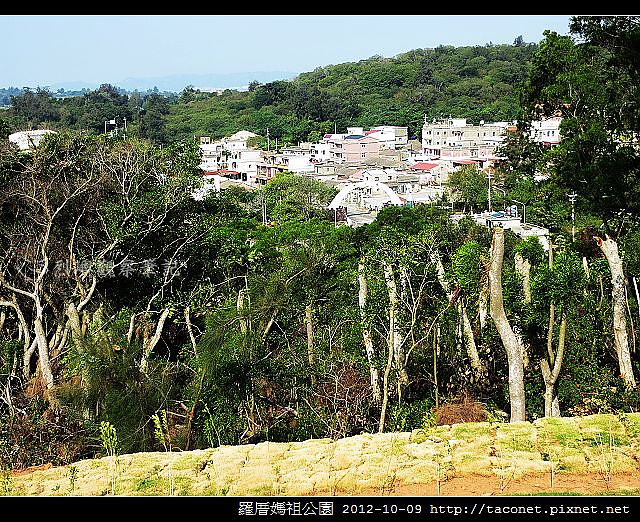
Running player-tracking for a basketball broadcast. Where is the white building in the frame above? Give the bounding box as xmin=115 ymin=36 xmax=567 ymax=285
xmin=530 ymin=117 xmax=562 ymax=148
xmin=199 ymin=130 xmax=259 ymax=173
xmin=227 ymin=148 xmax=262 ymax=184
xmin=421 ymin=118 xmax=509 ymax=154
xmin=9 ymin=129 xmax=57 ymax=150
xmin=366 ymin=125 xmax=409 ymax=149
xmin=310 ymin=141 xmax=331 ymax=163
xmin=420 ymin=117 xmax=514 ymax=171
xmin=224 ymin=130 xmax=258 ymax=151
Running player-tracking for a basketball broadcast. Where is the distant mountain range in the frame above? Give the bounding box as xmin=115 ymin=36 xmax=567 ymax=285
xmin=14 ymin=71 xmax=298 ymax=94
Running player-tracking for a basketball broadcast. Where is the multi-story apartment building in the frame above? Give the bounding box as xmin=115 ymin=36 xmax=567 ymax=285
xmin=421 ymin=117 xmax=514 ymax=169
xmin=422 ymin=118 xmax=509 ymax=152
xmin=324 ymin=128 xmax=383 ymax=163
xmin=310 ymin=141 xmax=332 ymax=163
xmin=255 ymin=151 xmax=289 ymax=185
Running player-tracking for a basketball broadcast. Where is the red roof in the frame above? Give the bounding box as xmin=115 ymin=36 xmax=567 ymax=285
xmin=202 ymin=169 xmax=239 ymax=176
xmin=324 ymin=134 xmax=333 ymax=139
xmin=364 ymin=129 xmax=381 ymax=135
xmin=409 ymin=162 xmax=438 ymax=171
xmin=453 ymin=160 xmax=477 ymax=164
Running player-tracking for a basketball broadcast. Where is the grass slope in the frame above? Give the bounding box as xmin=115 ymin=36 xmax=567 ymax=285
xmin=5 ymin=413 xmax=640 ymax=496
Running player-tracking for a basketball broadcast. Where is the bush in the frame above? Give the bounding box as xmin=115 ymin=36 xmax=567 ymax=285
xmin=435 ymin=393 xmax=487 ymax=425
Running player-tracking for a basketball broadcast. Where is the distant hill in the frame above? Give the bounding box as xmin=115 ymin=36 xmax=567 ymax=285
xmin=114 ymin=71 xmax=297 ymax=92
xmin=2 ymin=43 xmax=538 ymax=144
xmin=2 ymin=71 xmax=298 ymax=97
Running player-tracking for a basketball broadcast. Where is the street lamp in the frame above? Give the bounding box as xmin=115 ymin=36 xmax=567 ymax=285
xmin=512 ymin=199 xmax=526 ymax=225
xmin=568 ymin=191 xmax=578 ymax=242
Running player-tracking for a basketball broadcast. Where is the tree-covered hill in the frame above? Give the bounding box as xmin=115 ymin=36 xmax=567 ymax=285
xmin=1 ymin=41 xmax=537 ymax=145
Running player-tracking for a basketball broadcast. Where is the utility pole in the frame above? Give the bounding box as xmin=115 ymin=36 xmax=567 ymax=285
xmin=486 ymin=171 xmax=493 ymax=212
xmin=568 ymin=191 xmax=578 ymax=242
xmin=266 ymin=128 xmax=270 ymax=152
xmin=262 ymin=193 xmax=267 ymax=225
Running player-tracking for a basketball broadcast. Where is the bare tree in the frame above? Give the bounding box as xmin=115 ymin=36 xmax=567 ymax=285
xmin=0 ymin=133 xmax=203 ymax=396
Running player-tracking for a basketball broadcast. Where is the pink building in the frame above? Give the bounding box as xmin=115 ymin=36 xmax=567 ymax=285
xmin=330 ymin=134 xmax=381 ymax=162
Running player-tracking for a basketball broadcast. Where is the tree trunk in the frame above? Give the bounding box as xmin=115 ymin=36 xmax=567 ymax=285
xmin=378 ymin=320 xmax=395 ymax=433
xmin=305 ymin=304 xmax=317 ymax=386
xmin=479 ymin=281 xmax=489 ymax=331
xmin=67 ymin=302 xmax=85 ymax=350
xmin=459 ymin=301 xmax=485 ymax=378
xmin=541 ymin=311 xmax=566 ymax=417
xmin=34 ymin=316 xmax=54 ymax=390
xmin=358 ymin=261 xmax=381 ymax=405
xmin=489 ymin=227 xmax=526 ymax=422
xmin=23 ymin=339 xmax=37 ymax=380
xmin=515 ymin=253 xmax=531 ymax=303
xmin=383 ymin=262 xmax=408 ymax=398
xmin=184 ymin=306 xmax=198 ymax=354
xmin=5 ymin=300 xmax=34 ymax=381
xmin=431 ymin=249 xmax=485 ymax=378
xmin=127 ymin=312 xmax=137 ymax=344
xmin=237 ymin=289 xmax=248 ymax=336
xmin=595 ymin=235 xmax=637 ymax=388
xmin=140 ymin=309 xmax=170 ymax=375
xmin=305 ymin=304 xmax=314 ymax=367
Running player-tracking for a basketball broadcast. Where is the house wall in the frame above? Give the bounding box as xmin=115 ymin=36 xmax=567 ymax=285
xmin=343 ymin=137 xmax=381 ymax=162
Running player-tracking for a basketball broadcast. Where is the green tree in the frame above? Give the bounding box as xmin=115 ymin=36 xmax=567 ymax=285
xmin=447 ymin=165 xmax=488 ymax=212
xmin=9 ymin=88 xmax=59 ymax=126
xmin=139 ymin=93 xmax=171 ymax=145
xmin=519 ymin=20 xmax=640 ymax=223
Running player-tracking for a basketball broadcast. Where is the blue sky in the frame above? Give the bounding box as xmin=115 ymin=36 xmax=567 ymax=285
xmin=0 ymin=15 xmax=574 ymax=89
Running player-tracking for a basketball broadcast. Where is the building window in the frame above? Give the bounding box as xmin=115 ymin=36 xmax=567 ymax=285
xmin=361 ymin=153 xmax=366 ymax=158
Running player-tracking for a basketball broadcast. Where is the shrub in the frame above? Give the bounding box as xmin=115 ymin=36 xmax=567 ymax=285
xmin=435 ymin=393 xmax=487 ymax=425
